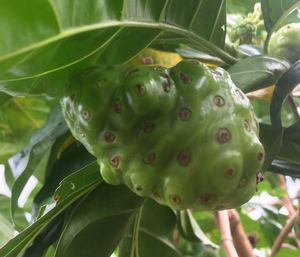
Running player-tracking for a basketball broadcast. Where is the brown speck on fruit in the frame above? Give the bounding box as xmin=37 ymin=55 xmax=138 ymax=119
xmin=135 ymin=185 xmax=143 ymax=192
xmin=200 ymin=193 xmax=217 ymax=205
xmin=143 ymin=121 xmax=155 ymax=133
xmin=190 ymin=60 xmax=200 ymax=65
xmin=142 ymin=56 xmax=154 ymax=65
xmin=257 ymin=151 xmax=264 ymax=162
xmin=111 ymin=156 xmax=121 ymax=168
xmin=244 ymin=120 xmax=250 ymax=131
xmin=177 ymin=149 xmax=192 ymax=166
xmin=180 ymin=72 xmax=192 ymax=84
xmin=216 ymin=128 xmax=231 ymax=143
xmin=169 ymin=194 xmax=182 ymax=205
xmin=224 ymin=167 xmax=236 ymax=178
xmin=104 ymin=131 xmax=116 ymax=143
xmin=256 ymin=171 xmax=264 ymax=184
xmin=238 ymin=177 xmax=248 ymax=187
xmin=162 ymin=81 xmax=171 ymax=92
xmin=179 ymin=108 xmax=192 ymax=121
xmin=113 ymin=99 xmax=122 ymax=113
xmin=54 ymin=195 xmax=60 ymax=202
xmin=235 ymin=89 xmax=245 ymax=100
xmin=213 ymin=95 xmax=225 ymax=107
xmin=153 ymin=191 xmax=160 ymax=199
xmin=143 ymin=152 xmax=156 ymax=164
xmin=136 ymin=84 xmax=146 ymax=96
xmin=81 ymin=109 xmax=91 ymax=121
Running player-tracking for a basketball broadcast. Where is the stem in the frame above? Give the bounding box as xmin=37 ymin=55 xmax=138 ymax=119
xmin=278 ymin=175 xmax=297 ymax=216
xmin=287 ymin=95 xmax=300 ymax=122
xmin=270 ymin=210 xmax=299 ymax=257
xmin=215 ymin=211 xmax=239 ymax=257
xmin=228 ymin=210 xmax=255 ymax=257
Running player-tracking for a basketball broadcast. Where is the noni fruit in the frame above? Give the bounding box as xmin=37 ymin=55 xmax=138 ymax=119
xmin=268 ymin=23 xmax=300 ymax=64
xmin=60 ymin=60 xmax=264 ymax=211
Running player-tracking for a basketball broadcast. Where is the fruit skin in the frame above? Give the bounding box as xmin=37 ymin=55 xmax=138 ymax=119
xmin=230 ymin=20 xmax=257 ymax=44
xmin=268 ymin=23 xmax=300 ymax=64
xmin=60 ymin=59 xmax=264 ymax=211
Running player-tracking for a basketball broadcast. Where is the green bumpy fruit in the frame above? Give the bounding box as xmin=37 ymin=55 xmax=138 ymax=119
xmin=230 ymin=20 xmax=257 ymax=44
xmin=60 ymin=60 xmax=264 ymax=211
xmin=268 ymin=23 xmax=300 ymax=64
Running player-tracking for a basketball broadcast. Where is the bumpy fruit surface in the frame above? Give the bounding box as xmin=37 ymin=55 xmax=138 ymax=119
xmin=268 ymin=23 xmax=300 ymax=64
xmin=230 ymin=20 xmax=257 ymax=44
xmin=61 ymin=60 xmax=264 ymax=211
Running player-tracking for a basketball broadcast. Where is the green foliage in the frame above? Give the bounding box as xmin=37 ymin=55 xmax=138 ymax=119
xmin=0 ymin=1 xmax=300 ymax=257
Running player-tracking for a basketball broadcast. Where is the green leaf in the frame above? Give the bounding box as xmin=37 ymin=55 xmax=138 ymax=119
xmin=0 ymin=162 xmax=101 ymax=257
xmin=228 ymin=55 xmax=290 ymax=93
xmin=9 ymin=107 xmax=68 ymax=229
xmin=0 ymin=214 xmax=15 ymax=248
xmin=276 ymin=248 xmax=300 ymax=257
xmin=265 ymin=61 xmax=300 ymax=169
xmin=227 ymin=0 xmax=258 ymax=14
xmin=0 ymin=96 xmax=49 ymax=163
xmin=261 ymin=0 xmax=300 ymax=32
xmin=0 ymin=0 xmax=232 ymax=97
xmin=54 ymin=183 xmax=144 ymax=257
xmin=177 ymin=210 xmax=218 ymax=248
xmin=32 ymin=141 xmax=96 ymax=218
xmin=120 ymin=199 xmax=182 ymax=257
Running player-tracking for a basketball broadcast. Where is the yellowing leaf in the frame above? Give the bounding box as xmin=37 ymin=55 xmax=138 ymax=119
xmin=246 ymin=85 xmax=275 ymax=103
xmin=129 ymin=48 xmax=182 ymax=68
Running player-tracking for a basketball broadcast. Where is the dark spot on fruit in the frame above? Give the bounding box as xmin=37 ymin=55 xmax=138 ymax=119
xmin=143 ymin=153 xmax=156 ymax=164
xmin=257 ymin=151 xmax=264 ymax=162
xmin=142 ymin=56 xmax=154 ymax=65
xmin=162 ymin=81 xmax=171 ymax=92
xmin=216 ymin=128 xmax=231 ymax=143
xmin=213 ymin=95 xmax=225 ymax=107
xmin=238 ymin=177 xmax=248 ymax=187
xmin=113 ymin=99 xmax=122 ymax=113
xmin=136 ymin=84 xmax=146 ymax=96
xmin=180 ymin=72 xmax=192 ymax=84
xmin=200 ymin=193 xmax=217 ymax=205
xmin=179 ymin=108 xmax=192 ymax=121
xmin=256 ymin=171 xmax=264 ymax=184
xmin=111 ymin=156 xmax=121 ymax=168
xmin=143 ymin=121 xmax=155 ymax=133
xmin=135 ymin=185 xmax=143 ymax=192
xmin=235 ymin=89 xmax=245 ymax=100
xmin=224 ymin=167 xmax=236 ymax=178
xmin=169 ymin=194 xmax=182 ymax=205
xmin=177 ymin=149 xmax=192 ymax=166
xmin=153 ymin=191 xmax=160 ymax=199
xmin=54 ymin=195 xmax=60 ymax=202
xmin=81 ymin=109 xmax=91 ymax=121
xmin=104 ymin=131 xmax=116 ymax=143
xmin=244 ymin=120 xmax=250 ymax=131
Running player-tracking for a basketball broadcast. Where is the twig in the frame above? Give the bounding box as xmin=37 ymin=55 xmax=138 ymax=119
xmin=287 ymin=95 xmax=300 ymax=122
xmin=228 ymin=209 xmax=256 ymax=257
xmin=278 ymin=175 xmax=297 ymax=216
xmin=215 ymin=211 xmax=239 ymax=257
xmin=270 ymin=210 xmax=299 ymax=257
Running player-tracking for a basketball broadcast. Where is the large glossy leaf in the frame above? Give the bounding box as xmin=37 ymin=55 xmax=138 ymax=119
xmin=55 ymin=183 xmax=144 ymax=257
xmin=32 ymin=141 xmax=96 ymax=218
xmin=0 ymin=96 xmax=49 ymax=163
xmin=9 ymin=107 xmax=68 ymax=229
xmin=119 ymin=199 xmax=181 ymax=257
xmin=228 ymin=55 xmax=290 ymax=93
xmin=0 ymin=162 xmax=101 ymax=257
xmin=261 ymin=0 xmax=300 ymax=32
xmin=0 ymin=0 xmax=230 ymax=97
xmin=0 ymin=214 xmax=15 ymax=248
xmin=264 ymin=61 xmax=300 ymax=169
